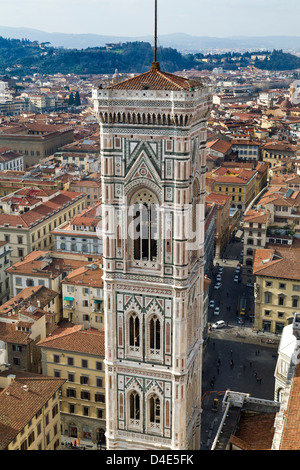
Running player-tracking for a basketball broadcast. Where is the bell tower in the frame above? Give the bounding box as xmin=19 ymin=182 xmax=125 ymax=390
xmin=93 ymin=2 xmax=212 ymax=450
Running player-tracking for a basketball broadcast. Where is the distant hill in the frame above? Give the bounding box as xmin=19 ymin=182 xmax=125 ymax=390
xmin=1 ymin=25 xmax=300 ymax=52
xmin=0 ymin=36 xmax=300 ymax=76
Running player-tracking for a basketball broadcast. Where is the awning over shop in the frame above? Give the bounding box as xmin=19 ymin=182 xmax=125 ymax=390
xmin=64 ymin=296 xmax=74 ymax=301
xmin=94 ymin=299 xmax=103 ymax=304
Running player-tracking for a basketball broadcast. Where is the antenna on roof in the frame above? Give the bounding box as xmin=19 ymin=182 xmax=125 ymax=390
xmin=151 ymin=0 xmax=160 ymax=70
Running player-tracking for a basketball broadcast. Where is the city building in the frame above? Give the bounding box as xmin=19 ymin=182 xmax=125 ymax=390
xmin=261 ymin=141 xmax=297 ymax=176
xmin=206 ymin=138 xmax=233 ymax=159
xmin=37 ymin=324 xmax=106 ymax=448
xmin=206 ymin=166 xmax=257 ymax=212
xmin=0 ymin=147 xmax=23 ymax=172
xmin=231 ymin=139 xmax=261 ymax=161
xmin=0 ymin=187 xmax=87 ymax=263
xmin=272 ymin=313 xmax=300 ymax=449
xmin=93 ymin=58 xmax=212 ymax=449
xmin=210 ymin=390 xmax=280 ymax=450
xmin=274 ymin=322 xmax=297 ymax=402
xmin=252 ymin=240 xmax=300 ymax=333
xmin=0 ymin=122 xmax=74 ymax=168
xmin=0 ymin=240 xmax=11 ymax=304
xmin=242 ymin=208 xmax=270 ymax=282
xmin=6 ymin=250 xmax=91 ymax=302
xmin=258 ymin=186 xmax=300 ymax=236
xmin=61 ymin=261 xmax=104 ymax=328
xmin=69 ymin=178 xmax=102 ymax=206
xmin=0 ymin=370 xmax=65 ymax=450
xmin=205 ymin=192 xmax=231 ymax=259
xmin=52 ymin=201 xmax=102 ymax=256
xmin=0 ymin=299 xmax=53 ymax=373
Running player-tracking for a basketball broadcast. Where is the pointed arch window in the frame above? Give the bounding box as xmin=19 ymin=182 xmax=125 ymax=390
xmin=129 ymin=313 xmax=140 ymax=349
xmin=149 ymin=315 xmax=161 ymax=352
xmin=129 ymin=391 xmax=140 ymax=420
xmin=149 ymin=394 xmax=161 ymax=430
xmin=131 ymin=190 xmax=159 ymax=263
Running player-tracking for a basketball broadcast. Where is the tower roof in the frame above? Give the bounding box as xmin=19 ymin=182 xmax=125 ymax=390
xmin=105 ymin=64 xmax=203 ymax=91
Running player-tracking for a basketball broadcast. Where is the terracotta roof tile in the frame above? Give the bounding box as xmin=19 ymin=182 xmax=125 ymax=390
xmin=232 ymin=413 xmax=276 ymax=450
xmin=280 ymin=362 xmax=300 ymax=449
xmin=37 ymin=325 xmax=105 ymax=356
xmin=106 ymin=66 xmax=203 ymax=91
xmin=0 ymin=373 xmax=65 ymax=449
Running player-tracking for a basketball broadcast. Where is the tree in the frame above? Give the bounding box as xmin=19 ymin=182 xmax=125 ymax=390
xmin=74 ymin=91 xmax=81 ymax=106
xmin=68 ymin=92 xmax=74 ymax=105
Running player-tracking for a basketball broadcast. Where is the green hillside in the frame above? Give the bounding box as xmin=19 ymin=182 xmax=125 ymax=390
xmin=0 ymin=36 xmax=300 ymax=76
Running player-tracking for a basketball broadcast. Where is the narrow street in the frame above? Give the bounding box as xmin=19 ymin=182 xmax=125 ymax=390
xmin=200 ymin=239 xmax=279 ymax=449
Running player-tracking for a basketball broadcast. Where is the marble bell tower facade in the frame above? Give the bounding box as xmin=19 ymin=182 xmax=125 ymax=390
xmin=93 ymin=61 xmax=212 ymax=450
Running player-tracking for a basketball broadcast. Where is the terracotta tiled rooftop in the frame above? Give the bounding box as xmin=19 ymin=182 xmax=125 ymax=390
xmin=6 ymin=250 xmax=89 ymax=279
xmin=244 ymin=208 xmax=269 ymax=224
xmin=206 ymin=139 xmax=232 ymax=154
xmin=205 ymin=192 xmax=231 ymax=205
xmin=280 ymin=362 xmax=300 ymax=449
xmin=0 ymin=189 xmax=85 ymax=228
xmin=253 ymin=241 xmax=300 ymax=280
xmin=0 ymin=285 xmax=58 ymax=316
xmin=0 ymin=372 xmax=65 ymax=450
xmin=0 ymin=321 xmax=33 ymax=345
xmin=62 ymin=262 xmax=103 ymax=288
xmin=37 ymin=324 xmax=105 ymax=356
xmin=208 ymin=167 xmax=257 ymax=184
xmin=231 ymin=413 xmax=276 ymax=450
xmin=105 ymin=64 xmax=203 ymax=91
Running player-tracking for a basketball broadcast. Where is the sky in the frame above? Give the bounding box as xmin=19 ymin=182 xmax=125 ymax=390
xmin=0 ymin=0 xmax=299 ymax=38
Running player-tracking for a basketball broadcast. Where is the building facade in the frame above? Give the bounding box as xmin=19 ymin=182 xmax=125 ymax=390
xmin=253 ymin=244 xmax=300 ymax=334
xmin=93 ymin=62 xmax=212 ymax=450
xmin=38 ymin=325 xmax=106 ymax=448
xmin=0 ymin=371 xmax=64 ymax=450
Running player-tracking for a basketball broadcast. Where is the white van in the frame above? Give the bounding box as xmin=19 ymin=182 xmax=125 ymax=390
xmin=212 ymin=320 xmax=225 ymax=329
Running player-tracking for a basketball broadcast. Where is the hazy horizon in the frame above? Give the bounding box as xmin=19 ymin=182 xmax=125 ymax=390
xmin=0 ymin=0 xmax=298 ymax=39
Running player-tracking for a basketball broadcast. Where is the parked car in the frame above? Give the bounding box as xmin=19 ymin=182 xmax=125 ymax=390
xmin=214 ymin=307 xmax=220 ymax=315
xmin=233 ymin=275 xmax=239 ymax=282
xmin=216 ymin=275 xmax=222 ymax=281
xmin=212 ymin=320 xmax=225 ymax=329
xmin=247 ymin=283 xmax=254 ymax=288
xmin=218 ymin=266 xmax=223 ymax=273
xmin=209 ymin=300 xmax=215 ymax=308
xmin=214 ymin=282 xmax=222 ymax=289
xmin=237 ymin=317 xmax=245 ymax=325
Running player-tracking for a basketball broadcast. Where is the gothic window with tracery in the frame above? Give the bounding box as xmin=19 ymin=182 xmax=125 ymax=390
xmin=129 ymin=313 xmax=140 ymax=348
xmin=148 ymin=394 xmax=161 ymax=431
xmin=129 ymin=390 xmax=140 ymax=420
xmin=131 ymin=190 xmax=159 ymax=262
xmin=149 ymin=315 xmax=161 ymax=352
